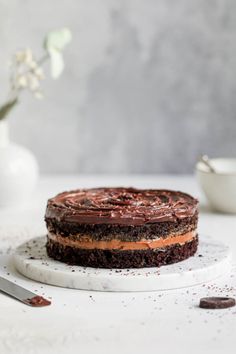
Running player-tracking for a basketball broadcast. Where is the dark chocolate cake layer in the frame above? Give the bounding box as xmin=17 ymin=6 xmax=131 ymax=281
xmin=46 ymin=235 xmax=198 ymax=269
xmin=46 ymin=214 xmax=198 ymax=242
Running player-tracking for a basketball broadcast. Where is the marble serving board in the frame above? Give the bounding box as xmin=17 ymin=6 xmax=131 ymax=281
xmin=13 ymin=235 xmax=232 ymax=292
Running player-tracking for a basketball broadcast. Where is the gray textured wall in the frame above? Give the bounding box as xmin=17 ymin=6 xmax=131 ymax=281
xmin=1 ymin=0 xmax=236 ymax=174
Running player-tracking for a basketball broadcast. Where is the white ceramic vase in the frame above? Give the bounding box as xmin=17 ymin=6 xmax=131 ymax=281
xmin=0 ymin=119 xmax=38 ymax=207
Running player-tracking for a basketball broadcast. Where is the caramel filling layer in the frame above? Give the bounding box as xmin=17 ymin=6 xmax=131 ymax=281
xmin=48 ymin=230 xmax=196 ymax=251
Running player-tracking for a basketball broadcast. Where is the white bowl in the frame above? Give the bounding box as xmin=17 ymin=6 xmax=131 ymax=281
xmin=196 ymin=158 xmax=236 ymax=213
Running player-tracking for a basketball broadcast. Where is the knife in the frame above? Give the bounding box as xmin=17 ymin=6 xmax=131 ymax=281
xmin=0 ymin=276 xmax=51 ymax=307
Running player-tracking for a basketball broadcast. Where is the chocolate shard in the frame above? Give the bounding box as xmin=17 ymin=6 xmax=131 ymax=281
xmin=199 ymin=297 xmax=236 ymax=309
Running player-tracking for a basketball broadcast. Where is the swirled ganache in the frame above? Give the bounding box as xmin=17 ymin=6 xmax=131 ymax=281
xmin=45 ymin=187 xmax=199 ymax=268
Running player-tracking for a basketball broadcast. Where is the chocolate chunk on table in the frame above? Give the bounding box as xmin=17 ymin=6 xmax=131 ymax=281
xmin=199 ymin=297 xmax=235 ymax=309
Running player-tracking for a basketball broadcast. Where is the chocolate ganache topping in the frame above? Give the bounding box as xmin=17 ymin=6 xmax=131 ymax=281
xmin=45 ymin=188 xmax=198 ymax=226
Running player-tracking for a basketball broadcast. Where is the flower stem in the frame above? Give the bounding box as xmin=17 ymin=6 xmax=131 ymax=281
xmin=0 ymin=98 xmax=18 ymax=121
xmin=38 ymin=53 xmax=49 ymax=66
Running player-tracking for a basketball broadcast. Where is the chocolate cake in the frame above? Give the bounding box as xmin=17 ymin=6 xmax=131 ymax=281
xmin=45 ymin=187 xmax=198 ymax=268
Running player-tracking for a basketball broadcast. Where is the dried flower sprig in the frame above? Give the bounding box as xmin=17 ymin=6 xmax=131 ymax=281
xmin=0 ymin=28 xmax=72 ymax=121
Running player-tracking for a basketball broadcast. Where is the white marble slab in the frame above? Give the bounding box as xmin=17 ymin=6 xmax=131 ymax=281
xmin=13 ymin=235 xmax=232 ymax=292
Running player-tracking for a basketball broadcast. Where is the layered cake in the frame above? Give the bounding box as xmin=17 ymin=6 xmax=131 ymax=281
xmin=45 ymin=187 xmax=198 ymax=268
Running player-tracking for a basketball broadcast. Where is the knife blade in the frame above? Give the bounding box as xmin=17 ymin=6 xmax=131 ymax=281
xmin=0 ymin=276 xmax=51 ymax=307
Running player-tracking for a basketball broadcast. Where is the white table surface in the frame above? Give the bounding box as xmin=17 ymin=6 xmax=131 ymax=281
xmin=0 ymin=174 xmax=236 ymax=354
